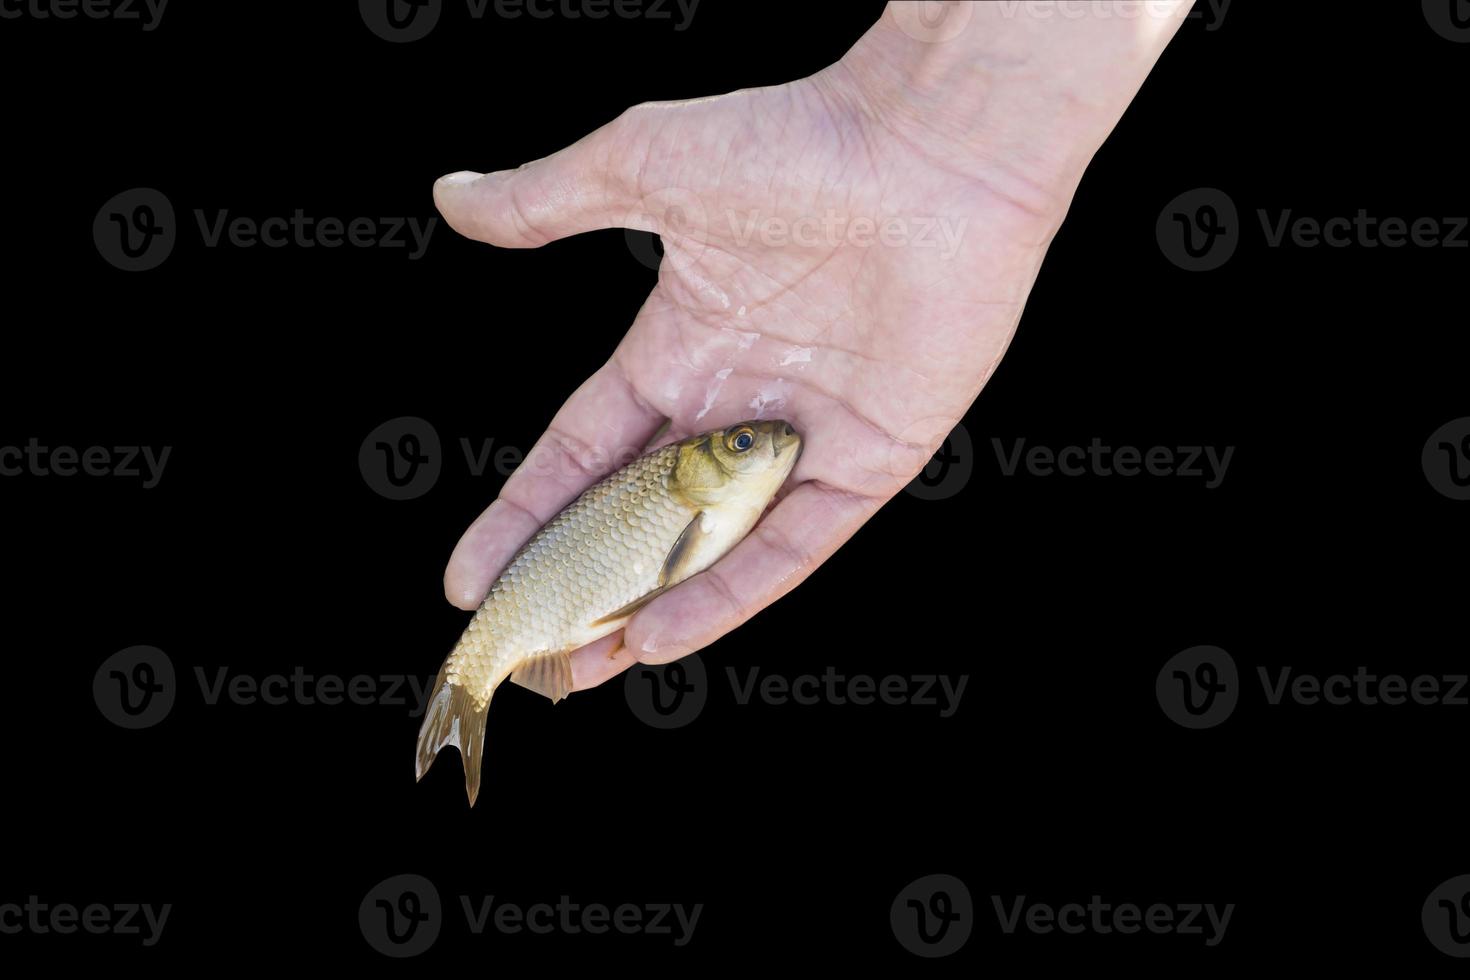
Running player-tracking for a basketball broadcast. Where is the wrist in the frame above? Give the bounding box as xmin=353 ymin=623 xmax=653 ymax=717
xmin=822 ymin=1 xmax=1194 ymax=217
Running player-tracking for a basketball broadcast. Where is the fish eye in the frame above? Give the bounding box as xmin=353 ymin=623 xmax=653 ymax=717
xmin=727 ymin=426 xmax=756 ymax=452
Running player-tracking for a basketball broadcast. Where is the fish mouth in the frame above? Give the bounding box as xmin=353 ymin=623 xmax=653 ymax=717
xmin=771 ymin=421 xmax=801 ymax=460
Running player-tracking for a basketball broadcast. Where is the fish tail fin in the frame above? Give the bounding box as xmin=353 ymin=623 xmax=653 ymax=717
xmin=415 ymin=663 xmax=494 ymax=807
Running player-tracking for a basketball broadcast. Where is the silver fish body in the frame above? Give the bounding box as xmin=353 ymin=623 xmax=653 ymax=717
xmin=416 ymin=419 xmax=801 ymax=804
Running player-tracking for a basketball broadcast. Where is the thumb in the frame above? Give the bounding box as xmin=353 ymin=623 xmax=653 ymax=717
xmin=433 ymin=114 xmax=641 ymax=248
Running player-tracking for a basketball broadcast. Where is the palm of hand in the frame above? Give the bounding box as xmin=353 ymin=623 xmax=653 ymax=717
xmin=435 ymin=69 xmax=1059 ymax=689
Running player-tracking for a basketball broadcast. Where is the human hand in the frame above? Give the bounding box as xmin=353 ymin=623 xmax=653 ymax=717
xmin=433 ymin=1 xmax=1196 ymax=688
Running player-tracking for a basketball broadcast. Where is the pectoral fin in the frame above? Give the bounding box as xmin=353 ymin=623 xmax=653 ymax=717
xmin=509 ymin=651 xmax=574 ymax=703
xmin=588 ymin=588 xmax=667 ymax=627
xmin=659 ymin=510 xmax=707 ymax=587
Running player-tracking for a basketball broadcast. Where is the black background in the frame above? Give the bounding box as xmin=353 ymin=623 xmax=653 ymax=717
xmin=1 ymin=0 xmax=1466 ymax=968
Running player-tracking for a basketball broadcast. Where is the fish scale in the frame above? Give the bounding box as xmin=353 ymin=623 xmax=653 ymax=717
xmin=448 ymin=443 xmax=693 ymax=706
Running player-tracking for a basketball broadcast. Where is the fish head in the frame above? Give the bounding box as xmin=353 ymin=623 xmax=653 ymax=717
xmin=672 ymin=419 xmax=801 ymax=507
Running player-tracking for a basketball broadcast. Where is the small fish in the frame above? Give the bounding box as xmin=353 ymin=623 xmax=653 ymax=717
xmin=416 ymin=419 xmax=802 ymax=804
